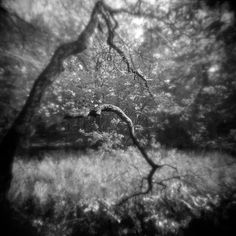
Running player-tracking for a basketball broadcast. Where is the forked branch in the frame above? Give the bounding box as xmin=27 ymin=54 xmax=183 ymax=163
xmin=65 ymin=104 xmax=163 ymax=202
xmin=0 ymin=0 xmax=159 ymax=200
xmin=99 ymin=5 xmax=157 ymax=104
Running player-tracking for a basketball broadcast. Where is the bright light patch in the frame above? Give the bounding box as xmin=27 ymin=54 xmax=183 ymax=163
xmin=221 ymin=12 xmax=234 ymax=25
xmin=104 ymin=0 xmax=124 ymax=8
xmin=133 ymin=27 xmax=143 ymax=39
xmin=132 ymin=18 xmax=145 ymax=41
xmin=208 ymin=65 xmax=219 ymax=73
xmin=154 ymin=52 xmax=162 ymax=58
xmin=144 ymin=0 xmax=156 ymax=4
xmin=158 ymin=0 xmax=172 ymax=12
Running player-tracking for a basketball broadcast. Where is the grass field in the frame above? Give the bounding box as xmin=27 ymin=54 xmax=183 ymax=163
xmin=8 ymin=147 xmax=236 ymax=235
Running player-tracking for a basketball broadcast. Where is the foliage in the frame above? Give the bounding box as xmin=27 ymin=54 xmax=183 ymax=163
xmin=1 ymin=0 xmax=236 ymax=234
xmin=0 ymin=0 xmax=236 ymax=153
xmin=8 ymin=148 xmax=236 ymax=235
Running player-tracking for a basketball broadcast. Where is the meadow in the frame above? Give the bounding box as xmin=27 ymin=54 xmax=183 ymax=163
xmin=8 ymin=147 xmax=236 ymax=236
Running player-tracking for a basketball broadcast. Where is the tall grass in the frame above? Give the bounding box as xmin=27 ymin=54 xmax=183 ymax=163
xmin=8 ymin=148 xmax=236 ymax=235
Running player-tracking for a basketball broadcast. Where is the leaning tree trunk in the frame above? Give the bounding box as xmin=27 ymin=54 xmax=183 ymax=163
xmin=0 ymin=1 xmax=103 ymax=200
xmin=0 ymin=0 xmax=156 ymax=199
xmin=0 ymin=1 xmax=161 ymax=234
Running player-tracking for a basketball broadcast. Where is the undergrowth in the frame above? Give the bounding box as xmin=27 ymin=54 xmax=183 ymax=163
xmin=8 ymin=147 xmax=236 ymax=235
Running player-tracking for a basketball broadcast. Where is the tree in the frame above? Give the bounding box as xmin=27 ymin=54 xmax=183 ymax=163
xmin=0 ymin=0 xmax=162 ymax=202
xmin=0 ymin=2 xmax=235 ymax=235
xmin=1 ymin=0 xmax=236 ymax=199
xmin=0 ymin=0 xmax=99 ymax=200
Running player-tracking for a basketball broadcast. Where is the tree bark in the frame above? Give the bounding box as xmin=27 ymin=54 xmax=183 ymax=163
xmin=89 ymin=104 xmax=159 ymax=169
xmin=0 ymin=1 xmax=103 ymax=199
xmin=0 ymin=0 xmax=157 ymax=203
xmin=65 ymin=104 xmax=163 ymax=202
xmin=65 ymin=104 xmax=161 ymax=176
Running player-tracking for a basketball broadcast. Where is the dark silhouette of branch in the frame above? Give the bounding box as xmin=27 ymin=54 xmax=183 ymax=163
xmin=65 ymin=103 xmax=163 ymax=202
xmin=117 ymin=166 xmax=158 ymax=205
xmin=99 ymin=6 xmax=157 ymax=104
xmin=0 ymin=1 xmax=167 ymax=234
xmin=0 ymin=0 xmax=168 ymax=204
xmin=0 ymin=1 xmax=161 ymax=199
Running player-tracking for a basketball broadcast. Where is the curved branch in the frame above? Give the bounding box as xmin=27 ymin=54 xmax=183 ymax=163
xmin=117 ymin=166 xmax=157 ymax=205
xmin=100 ymin=5 xmax=157 ymax=104
xmin=66 ymin=104 xmax=159 ymax=168
xmin=0 ymin=0 xmax=161 ymax=202
xmin=65 ymin=103 xmax=163 ymax=201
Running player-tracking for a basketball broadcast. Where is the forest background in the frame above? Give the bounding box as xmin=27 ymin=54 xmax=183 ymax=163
xmin=0 ymin=0 xmax=236 ymax=235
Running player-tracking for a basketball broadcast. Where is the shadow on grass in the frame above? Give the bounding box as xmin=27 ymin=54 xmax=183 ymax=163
xmin=0 ymin=200 xmax=39 ymax=236
xmin=1 ymin=193 xmax=236 ymax=236
xmin=7 ymin=148 xmax=236 ymax=235
xmin=182 ymin=192 xmax=236 ymax=236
